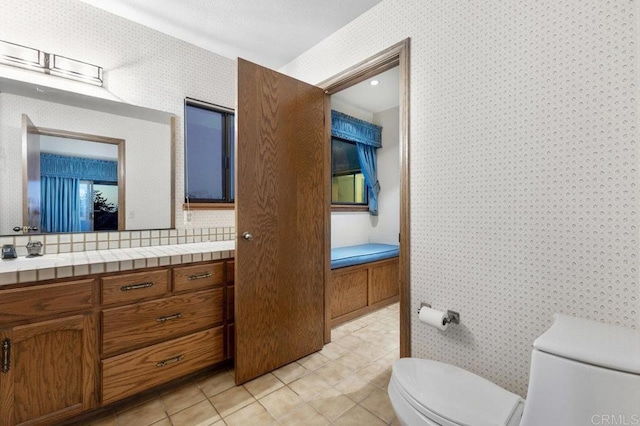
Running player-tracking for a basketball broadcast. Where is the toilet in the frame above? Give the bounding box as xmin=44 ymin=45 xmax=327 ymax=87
xmin=388 ymin=314 xmax=640 ymax=426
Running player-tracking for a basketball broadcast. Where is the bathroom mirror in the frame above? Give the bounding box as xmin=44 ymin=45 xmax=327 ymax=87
xmin=0 ymin=77 xmax=175 ymax=235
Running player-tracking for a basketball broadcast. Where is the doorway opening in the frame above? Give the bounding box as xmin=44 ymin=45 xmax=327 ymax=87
xmin=321 ymin=39 xmax=411 ymax=357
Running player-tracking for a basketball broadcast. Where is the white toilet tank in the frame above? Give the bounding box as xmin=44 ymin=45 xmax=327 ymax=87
xmin=520 ymin=314 xmax=640 ymax=426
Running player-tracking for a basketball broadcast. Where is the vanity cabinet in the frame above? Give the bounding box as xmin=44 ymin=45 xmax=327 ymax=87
xmin=0 ymin=258 xmax=233 ymax=426
xmin=0 ymin=280 xmax=98 ymax=426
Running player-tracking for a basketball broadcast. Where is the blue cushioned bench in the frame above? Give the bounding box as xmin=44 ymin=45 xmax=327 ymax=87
xmin=330 ymin=243 xmax=400 ymax=327
xmin=331 ymin=243 xmax=400 ymax=270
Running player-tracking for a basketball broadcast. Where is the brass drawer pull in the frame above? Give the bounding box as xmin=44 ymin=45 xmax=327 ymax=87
xmin=187 ymin=272 xmax=212 ymax=281
xmin=156 ymin=355 xmax=184 ymax=368
xmin=1 ymin=338 xmax=10 ymax=373
xmin=120 ymin=282 xmax=154 ymax=291
xmin=156 ymin=313 xmax=183 ymax=323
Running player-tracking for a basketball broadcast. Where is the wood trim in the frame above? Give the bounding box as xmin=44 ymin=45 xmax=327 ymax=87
xmin=319 ymin=38 xmax=411 ymax=357
xmin=332 ymin=295 xmax=399 ymax=328
xmin=323 ymin=94 xmax=332 ymax=344
xmin=331 ymin=204 xmax=369 ymax=213
xmin=36 ymin=128 xmax=124 ymax=145
xmin=183 ymin=203 xmax=235 ymax=210
xmin=170 ymin=116 xmax=176 ymax=229
xmin=398 ymin=39 xmax=411 ymax=358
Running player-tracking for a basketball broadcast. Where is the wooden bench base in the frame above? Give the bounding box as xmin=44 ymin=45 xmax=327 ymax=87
xmin=330 ymin=257 xmax=399 ymax=328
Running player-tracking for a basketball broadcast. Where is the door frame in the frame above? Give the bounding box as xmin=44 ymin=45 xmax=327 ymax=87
xmin=319 ymin=38 xmax=411 ymax=357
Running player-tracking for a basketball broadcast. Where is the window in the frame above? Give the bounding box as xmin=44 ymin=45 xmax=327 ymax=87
xmin=184 ymin=99 xmax=235 ymax=203
xmin=332 ymin=138 xmax=367 ymax=204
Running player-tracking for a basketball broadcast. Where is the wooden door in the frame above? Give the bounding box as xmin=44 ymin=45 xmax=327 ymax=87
xmin=0 ymin=315 xmax=97 ymax=426
xmin=235 ymin=59 xmax=328 ymax=384
xmin=21 ymin=114 xmax=41 ymax=231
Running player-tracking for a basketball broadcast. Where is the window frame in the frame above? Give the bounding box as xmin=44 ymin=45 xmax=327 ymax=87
xmin=331 ymin=137 xmax=368 ymax=208
xmin=183 ymin=97 xmax=235 ymax=205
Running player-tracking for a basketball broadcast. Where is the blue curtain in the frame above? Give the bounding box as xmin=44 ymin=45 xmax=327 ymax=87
xmin=331 ymin=110 xmax=382 ymax=214
xmin=40 ymin=153 xmax=117 ymax=182
xmin=357 ymin=143 xmax=380 ymax=215
xmin=40 ymin=176 xmax=81 ymax=233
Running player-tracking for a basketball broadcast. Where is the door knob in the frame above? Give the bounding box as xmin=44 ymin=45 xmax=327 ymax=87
xmin=242 ymin=232 xmax=254 ymax=241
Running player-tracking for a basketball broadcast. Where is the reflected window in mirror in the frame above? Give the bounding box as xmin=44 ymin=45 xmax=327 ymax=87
xmin=184 ymin=98 xmax=235 ymax=204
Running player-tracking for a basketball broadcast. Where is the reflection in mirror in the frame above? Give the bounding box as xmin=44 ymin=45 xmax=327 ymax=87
xmin=0 ymin=83 xmax=174 ymax=235
xmin=33 ymin=131 xmax=124 ymax=233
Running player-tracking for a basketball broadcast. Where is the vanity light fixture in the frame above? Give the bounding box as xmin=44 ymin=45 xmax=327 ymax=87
xmin=49 ymin=54 xmax=103 ymax=86
xmin=370 ymin=79 xmax=379 ymax=86
xmin=0 ymin=39 xmax=103 ymax=86
xmin=0 ymin=40 xmax=46 ymax=72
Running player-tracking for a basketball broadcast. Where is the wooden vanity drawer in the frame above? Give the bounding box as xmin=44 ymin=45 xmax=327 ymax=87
xmin=101 ymin=270 xmax=169 ymax=305
xmin=173 ymin=262 xmax=225 ymax=292
xmin=102 ymin=288 xmax=224 ymax=357
xmin=0 ymin=279 xmax=95 ymax=324
xmin=102 ymin=326 xmax=224 ymax=404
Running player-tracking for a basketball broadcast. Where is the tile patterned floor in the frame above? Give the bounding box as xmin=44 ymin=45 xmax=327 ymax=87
xmin=86 ymin=303 xmax=400 ymax=426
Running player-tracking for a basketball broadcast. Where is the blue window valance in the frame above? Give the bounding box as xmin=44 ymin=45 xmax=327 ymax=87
xmin=331 ymin=110 xmax=382 ymax=148
xmin=40 ymin=153 xmax=117 ymax=183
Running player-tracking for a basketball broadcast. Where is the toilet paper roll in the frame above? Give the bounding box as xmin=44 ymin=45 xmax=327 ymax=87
xmin=419 ymin=306 xmax=449 ymax=331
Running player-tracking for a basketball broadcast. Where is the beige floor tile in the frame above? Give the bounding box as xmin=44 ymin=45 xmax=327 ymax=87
xmin=360 ymin=388 xmax=396 ymax=423
xmin=356 ymin=360 xmax=389 ymax=384
xmin=170 ymin=399 xmax=220 ymax=426
xmin=279 ymin=403 xmax=331 ymax=426
xmin=333 ymin=404 xmax=387 ymax=426
xmin=258 ymin=386 xmax=304 ymax=419
xmin=314 ymin=361 xmax=353 ymax=386
xmin=319 ymin=341 xmax=350 ymax=360
xmin=150 ymin=419 xmax=172 ymax=426
xmin=224 ymin=401 xmax=277 ymax=426
xmin=334 ymin=334 xmax=367 ymax=351
xmin=352 ymin=342 xmax=390 ymax=362
xmin=116 ymin=398 xmax=167 ymax=426
xmin=333 ymin=374 xmax=379 ymax=402
xmin=333 ymin=351 xmax=371 ymax=372
xmin=209 ymin=386 xmax=255 ymax=418
xmin=243 ymin=372 xmax=284 ymax=399
xmin=298 ymin=352 xmax=331 ymax=371
xmin=161 ymin=383 xmax=207 ymax=415
xmin=308 ymin=388 xmax=356 ymax=421
xmin=198 ymin=370 xmax=237 ymax=397
xmin=272 ymin=361 xmax=309 ymax=384
xmin=288 ymin=371 xmax=332 ymax=400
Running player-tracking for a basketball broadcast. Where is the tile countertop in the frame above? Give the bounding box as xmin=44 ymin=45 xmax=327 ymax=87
xmin=0 ymin=240 xmax=235 ymax=287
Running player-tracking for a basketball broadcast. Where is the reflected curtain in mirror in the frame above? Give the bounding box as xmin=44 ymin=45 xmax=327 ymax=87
xmin=40 ymin=154 xmax=117 ymax=232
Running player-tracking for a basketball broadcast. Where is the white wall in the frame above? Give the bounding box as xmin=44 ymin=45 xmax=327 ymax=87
xmin=0 ymin=93 xmax=171 ymax=233
xmin=370 ymin=106 xmax=399 ymax=245
xmin=0 ymin=0 xmax=236 ymax=230
xmin=281 ymin=0 xmax=639 ymax=397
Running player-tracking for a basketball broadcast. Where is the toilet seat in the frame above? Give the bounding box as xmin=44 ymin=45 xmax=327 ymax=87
xmin=390 ymin=358 xmax=524 ymax=426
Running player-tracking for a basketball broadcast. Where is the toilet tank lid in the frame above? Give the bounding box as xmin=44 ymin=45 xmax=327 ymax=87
xmin=534 ymin=314 xmax=640 ymax=374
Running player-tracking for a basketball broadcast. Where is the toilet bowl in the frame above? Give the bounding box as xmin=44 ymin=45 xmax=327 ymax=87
xmin=388 ymin=314 xmax=640 ymax=426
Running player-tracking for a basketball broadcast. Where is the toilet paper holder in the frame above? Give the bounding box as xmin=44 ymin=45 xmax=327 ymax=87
xmin=419 ymin=302 xmax=460 ymax=325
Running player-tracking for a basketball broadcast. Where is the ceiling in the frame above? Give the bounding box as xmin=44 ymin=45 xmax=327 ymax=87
xmin=78 ymin=0 xmax=383 ymax=69
xmin=333 ymin=66 xmax=399 ymax=114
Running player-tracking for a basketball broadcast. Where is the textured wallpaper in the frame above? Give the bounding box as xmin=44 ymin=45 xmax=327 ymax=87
xmin=0 ymin=0 xmax=237 ymax=229
xmin=281 ymin=0 xmax=639 ymax=396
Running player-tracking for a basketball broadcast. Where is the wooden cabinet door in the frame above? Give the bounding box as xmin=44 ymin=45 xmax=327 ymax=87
xmin=235 ymin=59 xmax=328 ymax=384
xmin=0 ymin=315 xmax=97 ymax=426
